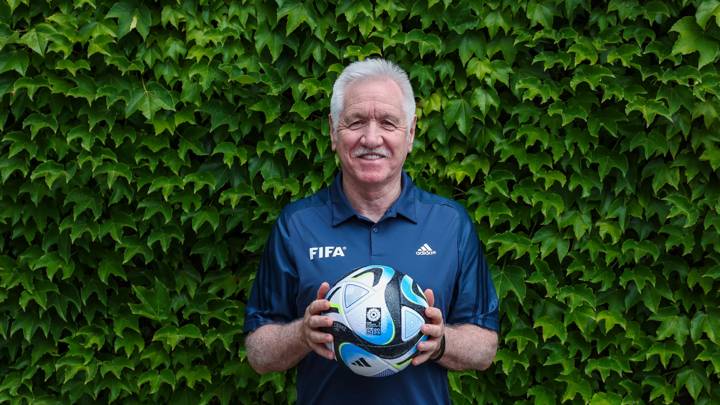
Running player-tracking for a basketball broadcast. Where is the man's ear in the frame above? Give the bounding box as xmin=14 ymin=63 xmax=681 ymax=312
xmin=407 ymin=116 xmax=417 ymax=152
xmin=329 ymin=113 xmax=337 ymax=151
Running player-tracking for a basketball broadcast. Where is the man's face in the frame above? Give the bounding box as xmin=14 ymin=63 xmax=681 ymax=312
xmin=330 ymin=77 xmax=415 ymax=189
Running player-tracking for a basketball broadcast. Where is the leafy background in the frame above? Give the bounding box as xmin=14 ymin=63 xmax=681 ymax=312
xmin=1 ymin=0 xmax=719 ymax=403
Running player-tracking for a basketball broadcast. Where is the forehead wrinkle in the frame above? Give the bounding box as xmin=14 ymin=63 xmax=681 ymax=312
xmin=342 ymin=102 xmax=404 ymax=124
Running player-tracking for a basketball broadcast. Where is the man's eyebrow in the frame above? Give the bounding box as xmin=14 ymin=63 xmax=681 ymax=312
xmin=343 ymin=112 xmax=367 ymax=120
xmin=377 ymin=113 xmax=401 ymax=122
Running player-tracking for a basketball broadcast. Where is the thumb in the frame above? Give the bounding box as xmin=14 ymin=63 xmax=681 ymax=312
xmin=317 ymin=282 xmax=330 ymax=300
xmin=424 ymin=288 xmax=435 ymax=308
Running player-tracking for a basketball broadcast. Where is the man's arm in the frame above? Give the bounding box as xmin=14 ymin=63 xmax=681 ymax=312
xmin=245 ymin=283 xmax=335 ymax=374
xmin=412 ymin=289 xmax=498 ymax=371
xmin=435 ymin=324 xmax=498 ymax=370
xmin=245 ymin=319 xmax=309 ymax=374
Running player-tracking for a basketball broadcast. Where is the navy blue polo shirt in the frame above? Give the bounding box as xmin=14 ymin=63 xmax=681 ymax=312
xmin=244 ymin=171 xmax=499 ymax=405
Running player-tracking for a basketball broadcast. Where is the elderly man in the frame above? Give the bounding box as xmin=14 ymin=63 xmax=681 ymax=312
xmin=244 ymin=59 xmax=499 ymax=404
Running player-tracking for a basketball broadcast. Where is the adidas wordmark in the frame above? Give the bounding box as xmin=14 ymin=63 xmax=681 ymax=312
xmin=416 ymin=243 xmax=437 ymax=256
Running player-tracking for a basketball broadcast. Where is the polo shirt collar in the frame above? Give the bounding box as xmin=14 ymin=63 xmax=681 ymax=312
xmin=330 ymin=171 xmax=418 ymax=226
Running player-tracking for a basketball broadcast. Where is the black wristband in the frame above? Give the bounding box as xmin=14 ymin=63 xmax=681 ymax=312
xmin=430 ymin=334 xmax=445 ymax=361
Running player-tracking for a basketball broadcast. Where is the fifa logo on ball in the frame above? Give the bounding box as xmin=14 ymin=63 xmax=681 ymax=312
xmin=365 ymin=307 xmax=382 ymax=335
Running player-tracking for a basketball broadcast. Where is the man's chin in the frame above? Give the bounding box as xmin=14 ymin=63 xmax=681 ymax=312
xmin=347 ymin=170 xmax=399 ymax=187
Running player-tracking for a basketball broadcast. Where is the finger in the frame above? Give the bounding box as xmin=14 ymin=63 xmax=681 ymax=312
xmin=416 ymin=340 xmax=441 ymax=356
xmin=308 ymin=341 xmax=335 ymax=360
xmin=308 ymin=315 xmax=334 ymax=329
xmin=424 ymin=306 xmax=443 ymax=324
xmin=316 ymin=282 xmax=330 ymax=300
xmin=412 ymin=351 xmax=431 ymax=366
xmin=421 ymin=323 xmax=443 ymax=337
xmin=424 ymin=288 xmax=435 ymax=308
xmin=307 ymin=299 xmax=331 ymax=315
xmin=307 ymin=330 xmax=334 ymax=345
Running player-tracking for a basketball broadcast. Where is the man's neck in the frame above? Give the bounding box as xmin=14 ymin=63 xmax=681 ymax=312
xmin=342 ymin=174 xmax=402 ymax=223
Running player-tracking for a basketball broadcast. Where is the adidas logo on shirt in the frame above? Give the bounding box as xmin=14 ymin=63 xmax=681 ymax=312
xmin=416 ymin=243 xmax=437 ymax=256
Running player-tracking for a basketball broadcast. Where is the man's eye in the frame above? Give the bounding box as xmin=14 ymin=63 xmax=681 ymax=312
xmin=382 ymin=121 xmax=397 ymax=128
xmin=348 ymin=121 xmax=364 ymax=129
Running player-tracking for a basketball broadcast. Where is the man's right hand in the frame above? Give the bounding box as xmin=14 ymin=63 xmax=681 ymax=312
xmin=300 ymin=282 xmax=335 ymax=360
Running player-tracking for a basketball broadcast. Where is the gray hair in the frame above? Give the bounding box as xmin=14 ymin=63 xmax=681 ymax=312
xmin=330 ymin=58 xmax=416 ymax=133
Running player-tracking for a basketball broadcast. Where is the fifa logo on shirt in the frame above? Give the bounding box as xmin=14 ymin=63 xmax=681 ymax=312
xmin=309 ymin=246 xmax=346 ymax=260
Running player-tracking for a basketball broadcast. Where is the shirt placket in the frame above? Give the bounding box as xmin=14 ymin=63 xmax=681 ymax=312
xmin=370 ymin=222 xmax=380 ymax=257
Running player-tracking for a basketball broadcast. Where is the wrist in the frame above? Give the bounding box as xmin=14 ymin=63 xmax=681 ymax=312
xmin=295 ymin=319 xmax=311 ymax=352
xmin=429 ymin=334 xmax=446 ymax=361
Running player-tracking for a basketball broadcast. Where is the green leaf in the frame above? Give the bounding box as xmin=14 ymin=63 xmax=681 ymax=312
xmin=696 ymin=0 xmax=720 ymax=29
xmin=147 ymin=224 xmax=183 ymax=252
xmin=492 ymin=265 xmax=526 ymax=301
xmin=526 ymin=1 xmax=555 ymax=28
xmin=618 ymin=265 xmax=655 ymax=293
xmin=558 ymin=374 xmax=593 ymax=402
xmin=534 ymin=314 xmax=567 ymax=342
xmin=64 ymin=189 xmax=103 ymax=220
xmin=670 ymin=17 xmax=720 ymax=68
xmin=153 ymin=324 xmax=202 ymax=350
xmin=487 ymin=232 xmax=537 ymax=260
xmin=643 ymin=375 xmax=675 ymax=403
xmin=504 ymin=326 xmax=538 ymax=353
xmin=254 ymin=23 xmax=284 ymax=62
xmin=663 ymin=193 xmax=700 ymax=227
xmin=212 ymin=142 xmax=248 ymax=168
xmin=106 ymin=2 xmax=152 ymax=39
xmin=250 ymin=97 xmax=282 ymax=124
xmin=697 ymin=346 xmax=720 ymax=374
xmin=176 ymin=365 xmax=211 ymax=389
xmin=30 ymin=161 xmax=70 ymax=188
xmin=527 ymin=386 xmax=556 ymax=405
xmin=23 ymin=113 xmax=59 ymax=138
xmin=98 ymin=254 xmax=127 ymax=284
xmin=675 ymin=366 xmax=709 ymax=400
xmin=443 ymin=98 xmax=473 ymax=136
xmin=114 ymin=330 xmax=145 ymax=357
xmin=129 ymin=279 xmax=173 ymax=323
xmin=567 ymin=37 xmax=598 ymax=65
xmin=470 ymin=86 xmax=500 ymax=117
xmin=532 ymin=226 xmax=570 ymax=261
xmin=120 ymin=236 xmax=154 ymax=264
xmin=277 ymin=1 xmax=316 ymax=35
xmin=125 ymin=81 xmax=177 ymax=120
xmin=557 ymin=285 xmax=596 ymax=310
xmin=445 ymin=154 xmax=489 ymax=183
xmin=646 ymin=342 xmax=684 ymax=367
xmin=589 ymin=392 xmax=623 ymax=405
xmin=690 ymin=311 xmax=719 ymax=344
xmin=0 ymin=50 xmax=29 ymax=75
xmin=483 ymin=10 xmax=511 ymax=39
xmin=137 ymin=369 xmax=176 ymax=394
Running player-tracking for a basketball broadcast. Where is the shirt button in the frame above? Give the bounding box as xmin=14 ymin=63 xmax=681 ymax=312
xmin=372 ymin=227 xmax=378 ymax=233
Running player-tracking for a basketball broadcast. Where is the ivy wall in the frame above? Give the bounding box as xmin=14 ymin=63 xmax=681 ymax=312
xmin=1 ymin=0 xmax=719 ymax=403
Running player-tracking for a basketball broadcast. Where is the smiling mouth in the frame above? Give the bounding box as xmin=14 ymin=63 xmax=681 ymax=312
xmin=358 ymin=153 xmax=386 ymax=160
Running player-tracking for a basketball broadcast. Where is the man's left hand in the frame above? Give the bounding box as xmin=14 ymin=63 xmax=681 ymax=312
xmin=412 ymin=288 xmax=445 ymax=366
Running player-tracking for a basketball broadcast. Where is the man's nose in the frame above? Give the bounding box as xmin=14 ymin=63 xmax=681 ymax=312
xmin=360 ymin=120 xmax=382 ymax=146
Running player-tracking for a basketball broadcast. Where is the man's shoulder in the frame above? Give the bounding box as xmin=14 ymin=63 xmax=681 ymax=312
xmin=413 ymin=185 xmax=472 ymax=222
xmin=279 ymin=187 xmax=331 ymax=222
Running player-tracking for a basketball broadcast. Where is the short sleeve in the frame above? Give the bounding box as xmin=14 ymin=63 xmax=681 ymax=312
xmin=446 ymin=210 xmax=499 ymax=332
xmin=243 ymin=213 xmax=299 ymax=334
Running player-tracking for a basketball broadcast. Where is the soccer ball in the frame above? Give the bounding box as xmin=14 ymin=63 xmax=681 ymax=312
xmin=322 ymin=265 xmax=429 ymax=377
